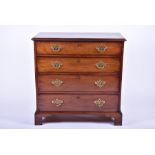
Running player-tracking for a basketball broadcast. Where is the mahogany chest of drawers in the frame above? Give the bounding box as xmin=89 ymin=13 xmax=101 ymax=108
xmin=32 ymin=32 xmax=126 ymax=125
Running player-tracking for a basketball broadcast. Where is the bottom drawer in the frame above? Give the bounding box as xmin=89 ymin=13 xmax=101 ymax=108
xmin=38 ymin=94 xmax=119 ymax=112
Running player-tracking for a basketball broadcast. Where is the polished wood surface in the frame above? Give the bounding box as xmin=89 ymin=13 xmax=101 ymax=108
xmin=32 ymin=32 xmax=126 ymax=126
xmin=32 ymin=32 xmax=126 ymax=41
xmin=38 ymin=94 xmax=119 ymax=112
xmin=38 ymin=75 xmax=120 ymax=92
xmin=37 ymin=57 xmax=121 ymax=73
xmin=35 ymin=111 xmax=122 ymax=125
xmin=36 ymin=41 xmax=123 ymax=55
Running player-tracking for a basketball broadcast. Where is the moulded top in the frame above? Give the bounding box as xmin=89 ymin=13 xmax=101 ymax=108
xmin=32 ymin=32 xmax=126 ymax=41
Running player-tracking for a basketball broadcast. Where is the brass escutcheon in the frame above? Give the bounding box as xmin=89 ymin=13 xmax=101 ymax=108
xmin=51 ymin=61 xmax=63 ymax=69
xmin=94 ymin=98 xmax=106 ymax=108
xmin=95 ymin=80 xmax=106 ymax=88
xmin=96 ymin=61 xmax=106 ymax=69
xmin=51 ymin=45 xmax=62 ymax=52
xmin=51 ymin=98 xmax=64 ymax=107
xmin=51 ymin=79 xmax=63 ymax=87
xmin=96 ymin=45 xmax=108 ymax=53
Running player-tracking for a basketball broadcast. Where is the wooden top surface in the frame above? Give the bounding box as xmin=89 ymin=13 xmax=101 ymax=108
xmin=32 ymin=32 xmax=126 ymax=41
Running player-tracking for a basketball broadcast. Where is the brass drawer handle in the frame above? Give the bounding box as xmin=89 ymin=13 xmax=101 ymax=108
xmin=95 ymin=80 xmax=106 ymax=88
xmin=51 ymin=79 xmax=63 ymax=87
xmin=51 ymin=61 xmax=63 ymax=69
xmin=96 ymin=61 xmax=106 ymax=69
xmin=51 ymin=98 xmax=63 ymax=107
xmin=51 ymin=45 xmax=62 ymax=52
xmin=96 ymin=45 xmax=107 ymax=53
xmin=94 ymin=98 xmax=106 ymax=108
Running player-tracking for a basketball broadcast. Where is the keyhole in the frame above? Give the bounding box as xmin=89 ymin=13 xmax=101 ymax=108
xmin=77 ymin=43 xmax=81 ymax=47
xmin=77 ymin=75 xmax=80 ymax=79
xmin=76 ymin=59 xmax=80 ymax=63
xmin=77 ymin=96 xmax=80 ymax=99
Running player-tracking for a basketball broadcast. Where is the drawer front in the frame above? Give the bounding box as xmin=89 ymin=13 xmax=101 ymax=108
xmin=38 ymin=75 xmax=119 ymax=92
xmin=36 ymin=42 xmax=123 ymax=55
xmin=38 ymin=94 xmax=119 ymax=112
xmin=37 ymin=57 xmax=121 ymax=73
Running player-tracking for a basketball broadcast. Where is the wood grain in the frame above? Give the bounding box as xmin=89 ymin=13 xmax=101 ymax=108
xmin=35 ymin=111 xmax=122 ymax=125
xmin=32 ymin=32 xmax=126 ymax=41
xmin=32 ymin=32 xmax=126 ymax=125
xmin=37 ymin=57 xmax=121 ymax=73
xmin=36 ymin=42 xmax=123 ymax=55
xmin=38 ymin=94 xmax=119 ymax=112
xmin=38 ymin=75 xmax=120 ymax=92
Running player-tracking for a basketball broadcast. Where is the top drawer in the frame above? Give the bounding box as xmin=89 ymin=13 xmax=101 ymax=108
xmin=36 ymin=42 xmax=123 ymax=56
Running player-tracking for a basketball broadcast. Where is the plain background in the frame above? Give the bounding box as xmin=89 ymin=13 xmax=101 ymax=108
xmin=0 ymin=25 xmax=155 ymax=128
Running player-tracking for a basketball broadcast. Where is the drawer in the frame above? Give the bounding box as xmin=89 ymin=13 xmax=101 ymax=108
xmin=37 ymin=57 xmax=121 ymax=73
xmin=36 ymin=42 xmax=123 ymax=55
xmin=38 ymin=94 xmax=119 ymax=112
xmin=38 ymin=75 xmax=119 ymax=92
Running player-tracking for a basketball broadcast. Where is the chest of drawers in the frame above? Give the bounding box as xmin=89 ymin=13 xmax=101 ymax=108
xmin=32 ymin=32 xmax=126 ymax=125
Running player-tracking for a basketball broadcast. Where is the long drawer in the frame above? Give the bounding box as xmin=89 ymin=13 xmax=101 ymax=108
xmin=38 ymin=94 xmax=119 ymax=112
xmin=38 ymin=75 xmax=120 ymax=92
xmin=37 ymin=57 xmax=121 ymax=73
xmin=36 ymin=41 xmax=123 ymax=56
